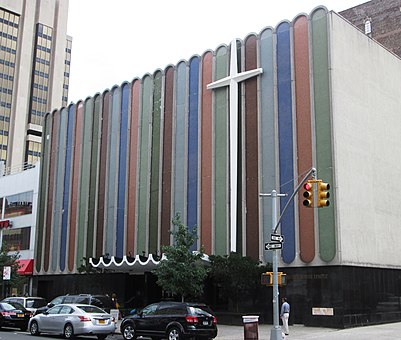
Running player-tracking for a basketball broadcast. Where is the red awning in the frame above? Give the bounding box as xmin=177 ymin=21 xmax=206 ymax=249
xmin=17 ymin=259 xmax=34 ymax=275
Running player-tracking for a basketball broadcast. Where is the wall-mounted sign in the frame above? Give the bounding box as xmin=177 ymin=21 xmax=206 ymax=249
xmin=0 ymin=220 xmax=11 ymax=229
xmin=3 ymin=266 xmax=11 ymax=280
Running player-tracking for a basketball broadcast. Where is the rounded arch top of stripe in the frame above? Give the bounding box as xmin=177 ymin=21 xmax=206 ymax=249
xmin=275 ymin=19 xmax=291 ymax=33
xmin=201 ymin=49 xmax=214 ymax=59
xmin=152 ymin=69 xmax=163 ymax=77
xmin=189 ymin=55 xmax=201 ymax=63
xmin=310 ymin=5 xmax=329 ymax=18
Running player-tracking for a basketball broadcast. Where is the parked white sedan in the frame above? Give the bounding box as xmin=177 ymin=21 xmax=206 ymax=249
xmin=28 ymin=303 xmax=116 ymax=339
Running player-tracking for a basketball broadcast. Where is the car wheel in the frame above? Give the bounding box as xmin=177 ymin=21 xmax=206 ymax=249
xmin=64 ymin=323 xmax=74 ymax=339
xmin=30 ymin=321 xmax=40 ymax=336
xmin=122 ymin=323 xmax=137 ymax=340
xmin=167 ymin=326 xmax=182 ymax=340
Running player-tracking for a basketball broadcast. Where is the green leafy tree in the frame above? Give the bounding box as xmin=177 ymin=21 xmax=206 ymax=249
xmin=153 ymin=213 xmax=209 ymax=302
xmin=0 ymin=245 xmax=26 ymax=297
xmin=209 ymin=252 xmax=271 ymax=311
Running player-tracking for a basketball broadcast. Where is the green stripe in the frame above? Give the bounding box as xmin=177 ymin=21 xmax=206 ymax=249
xmin=312 ymin=8 xmax=336 ymax=262
xmin=137 ymin=76 xmax=153 ymax=252
xmin=214 ymin=46 xmax=229 ymax=255
xmin=87 ymin=96 xmax=101 ymax=258
xmin=76 ymin=99 xmax=94 ymax=268
xmin=149 ymin=72 xmax=162 ymax=253
xmin=35 ymin=113 xmax=52 ymax=272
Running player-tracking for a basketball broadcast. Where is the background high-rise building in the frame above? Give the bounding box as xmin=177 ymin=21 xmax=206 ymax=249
xmin=0 ymin=0 xmax=71 ymax=170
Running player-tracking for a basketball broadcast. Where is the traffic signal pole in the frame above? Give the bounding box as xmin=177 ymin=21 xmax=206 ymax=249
xmin=260 ymin=167 xmax=316 ymax=340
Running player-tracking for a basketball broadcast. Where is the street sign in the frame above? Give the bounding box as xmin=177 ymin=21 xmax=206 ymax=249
xmin=265 ymin=242 xmax=282 ymax=251
xmin=271 ymin=234 xmax=284 ymax=243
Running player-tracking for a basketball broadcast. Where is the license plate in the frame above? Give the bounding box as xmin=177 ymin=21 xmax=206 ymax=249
xmin=98 ymin=319 xmax=106 ymax=324
xmin=203 ymin=321 xmax=209 ymax=325
xmin=17 ymin=314 xmax=24 ymax=318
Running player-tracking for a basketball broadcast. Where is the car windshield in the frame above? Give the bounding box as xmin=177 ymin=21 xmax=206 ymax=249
xmin=77 ymin=305 xmax=106 ymax=314
xmin=26 ymin=299 xmax=46 ymax=308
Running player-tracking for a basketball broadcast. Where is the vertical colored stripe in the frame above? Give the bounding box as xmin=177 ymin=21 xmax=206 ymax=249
xmin=105 ymin=87 xmax=121 ymax=255
xmin=187 ymin=56 xmax=200 ymax=246
xmin=294 ymin=15 xmax=315 ymax=263
xmin=277 ymin=22 xmax=296 ymax=263
xmin=137 ymin=76 xmax=153 ymax=253
xmin=96 ymin=91 xmax=110 ymax=257
xmin=161 ymin=68 xmax=174 ymax=246
xmin=214 ymin=46 xmax=229 ymax=255
xmin=201 ymin=52 xmax=213 ymax=254
xmin=44 ymin=110 xmax=59 ymax=272
xmin=127 ymin=80 xmax=141 ymax=254
xmin=87 ymin=95 xmax=101 ymax=258
xmin=52 ymin=107 xmax=69 ymax=272
xmin=173 ymin=61 xmax=188 ymax=221
xmin=70 ymin=103 xmax=84 ymax=271
xmin=116 ymin=83 xmax=130 ymax=257
xmin=36 ymin=112 xmax=52 ymax=272
xmin=60 ymin=105 xmax=75 ymax=271
xmin=76 ymin=99 xmax=94 ymax=266
xmin=311 ymin=8 xmax=336 ymax=262
xmin=244 ymin=35 xmax=260 ymax=259
xmin=259 ymin=28 xmax=276 ymax=264
xmin=149 ymin=73 xmax=162 ymax=254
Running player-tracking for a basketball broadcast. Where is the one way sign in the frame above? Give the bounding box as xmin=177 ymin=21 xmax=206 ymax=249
xmin=265 ymin=242 xmax=282 ymax=251
xmin=271 ymin=234 xmax=284 ymax=243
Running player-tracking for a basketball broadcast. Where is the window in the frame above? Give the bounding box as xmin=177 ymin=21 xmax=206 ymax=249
xmin=4 ymin=191 xmax=33 ymax=218
xmin=2 ymin=227 xmax=31 ymax=251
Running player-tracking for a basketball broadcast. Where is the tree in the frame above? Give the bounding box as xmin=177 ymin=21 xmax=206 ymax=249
xmin=153 ymin=214 xmax=209 ymax=302
xmin=209 ymin=252 xmax=271 ymax=312
xmin=0 ymin=245 xmax=26 ymax=297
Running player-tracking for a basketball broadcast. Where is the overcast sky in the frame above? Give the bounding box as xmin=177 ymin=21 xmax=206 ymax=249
xmin=67 ymin=0 xmax=365 ymax=103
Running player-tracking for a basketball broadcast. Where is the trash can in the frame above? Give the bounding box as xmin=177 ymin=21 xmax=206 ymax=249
xmin=242 ymin=315 xmax=259 ymax=340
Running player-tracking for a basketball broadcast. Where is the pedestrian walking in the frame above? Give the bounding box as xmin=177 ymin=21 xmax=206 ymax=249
xmin=280 ymin=297 xmax=290 ymax=336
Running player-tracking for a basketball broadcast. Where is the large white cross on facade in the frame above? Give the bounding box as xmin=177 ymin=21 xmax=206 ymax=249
xmin=207 ymin=40 xmax=263 ymax=252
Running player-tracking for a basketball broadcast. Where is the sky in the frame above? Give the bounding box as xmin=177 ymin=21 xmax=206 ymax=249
xmin=67 ymin=0 xmax=365 ymax=103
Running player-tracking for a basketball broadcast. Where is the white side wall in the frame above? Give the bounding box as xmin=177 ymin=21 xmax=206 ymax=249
xmin=330 ymin=12 xmax=401 ymax=268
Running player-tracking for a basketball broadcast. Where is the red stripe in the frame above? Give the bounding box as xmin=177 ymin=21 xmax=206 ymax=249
xmin=244 ymin=36 xmax=260 ymax=259
xmin=294 ymin=16 xmax=315 ymax=263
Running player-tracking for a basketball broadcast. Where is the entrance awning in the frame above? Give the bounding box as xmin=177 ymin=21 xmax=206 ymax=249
xmin=89 ymin=254 xmax=165 ymax=273
xmin=89 ymin=253 xmax=210 ymax=274
xmin=17 ymin=259 xmax=34 ymax=275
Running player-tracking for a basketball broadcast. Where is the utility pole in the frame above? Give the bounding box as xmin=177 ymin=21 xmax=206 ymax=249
xmin=260 ymin=168 xmax=316 ymax=340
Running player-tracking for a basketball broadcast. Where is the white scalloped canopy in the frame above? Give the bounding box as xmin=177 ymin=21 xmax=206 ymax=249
xmin=89 ymin=254 xmax=166 ymax=273
xmin=89 ymin=253 xmax=209 ymax=273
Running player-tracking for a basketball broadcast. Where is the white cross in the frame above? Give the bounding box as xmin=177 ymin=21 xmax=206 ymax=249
xmin=207 ymin=40 xmax=263 ymax=252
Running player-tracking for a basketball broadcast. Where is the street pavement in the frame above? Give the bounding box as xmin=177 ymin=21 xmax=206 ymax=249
xmin=214 ymin=322 xmax=401 ymax=339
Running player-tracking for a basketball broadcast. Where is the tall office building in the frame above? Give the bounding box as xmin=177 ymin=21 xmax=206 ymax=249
xmin=0 ymin=0 xmax=71 ymax=170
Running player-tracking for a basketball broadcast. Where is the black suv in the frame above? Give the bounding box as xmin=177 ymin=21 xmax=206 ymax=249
xmin=34 ymin=294 xmax=115 ymax=315
xmin=120 ymin=301 xmax=217 ymax=340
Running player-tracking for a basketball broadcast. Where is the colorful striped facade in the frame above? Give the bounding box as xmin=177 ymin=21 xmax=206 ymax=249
xmin=35 ymin=7 xmax=337 ymax=275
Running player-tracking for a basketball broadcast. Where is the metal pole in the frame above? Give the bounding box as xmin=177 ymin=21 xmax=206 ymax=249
xmin=270 ymin=190 xmax=282 ymax=340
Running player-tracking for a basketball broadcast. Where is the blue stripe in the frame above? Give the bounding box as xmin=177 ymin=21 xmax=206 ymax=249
xmin=277 ymin=22 xmax=296 ymax=263
xmin=187 ymin=57 xmax=199 ymax=248
xmin=60 ymin=105 xmax=75 ymax=271
xmin=116 ymin=84 xmax=129 ymax=257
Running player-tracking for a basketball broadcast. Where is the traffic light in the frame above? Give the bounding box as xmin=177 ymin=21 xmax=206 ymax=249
xmin=261 ymin=272 xmax=273 ymax=286
xmin=278 ymin=272 xmax=287 ymax=286
xmin=302 ymin=181 xmax=314 ymax=207
xmin=317 ymin=181 xmax=330 ymax=207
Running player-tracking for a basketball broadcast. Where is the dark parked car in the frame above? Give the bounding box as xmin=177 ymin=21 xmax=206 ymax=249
xmin=0 ymin=301 xmax=32 ymax=331
xmin=35 ymin=294 xmax=115 ymax=315
xmin=120 ymin=301 xmax=217 ymax=340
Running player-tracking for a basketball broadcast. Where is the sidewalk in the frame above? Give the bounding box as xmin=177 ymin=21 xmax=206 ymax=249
xmin=215 ymin=322 xmax=401 ymax=339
